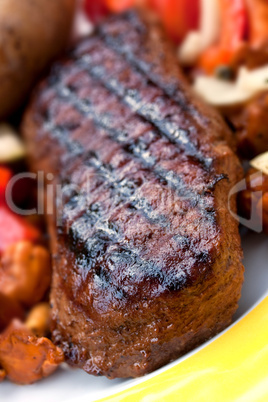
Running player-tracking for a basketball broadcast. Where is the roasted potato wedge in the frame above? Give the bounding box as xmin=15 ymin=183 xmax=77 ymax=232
xmin=0 ymin=293 xmax=24 ymax=332
xmin=0 ymin=241 xmax=51 ymax=307
xmin=0 ymin=320 xmax=64 ymax=385
xmin=26 ymin=303 xmax=51 ymax=337
xmin=0 ymin=0 xmax=76 ymax=119
xmin=0 ymin=368 xmax=6 ymax=382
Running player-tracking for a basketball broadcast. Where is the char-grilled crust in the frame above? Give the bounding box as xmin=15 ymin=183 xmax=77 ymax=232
xmin=22 ymin=11 xmax=244 ymax=378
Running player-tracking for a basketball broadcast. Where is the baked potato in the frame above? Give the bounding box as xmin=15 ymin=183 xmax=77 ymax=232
xmin=0 ymin=0 xmax=76 ymax=119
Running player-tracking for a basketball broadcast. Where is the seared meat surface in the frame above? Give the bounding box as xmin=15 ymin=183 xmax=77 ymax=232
xmin=22 ymin=10 xmax=244 ymax=378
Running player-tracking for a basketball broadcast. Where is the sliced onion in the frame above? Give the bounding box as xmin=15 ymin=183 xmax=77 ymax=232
xmin=179 ymin=32 xmax=203 ymax=65
xmin=0 ymin=124 xmax=26 ymax=163
xmin=194 ymin=65 xmax=268 ymax=107
xmin=179 ymin=0 xmax=221 ymax=65
xmin=238 ymin=66 xmax=268 ymax=93
xmin=72 ymin=0 xmax=93 ymax=41
xmin=193 ymin=76 xmax=251 ymax=106
xmin=251 ymin=152 xmax=268 ymax=176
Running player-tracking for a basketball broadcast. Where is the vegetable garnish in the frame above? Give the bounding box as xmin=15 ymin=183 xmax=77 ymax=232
xmin=84 ymin=0 xmax=200 ymax=43
xmin=0 ymin=320 xmax=64 ymax=385
xmin=0 ymin=167 xmax=12 ymax=202
xmin=152 ymin=0 xmax=200 ymax=43
xmin=194 ymin=65 xmax=268 ymax=106
xmin=198 ymin=0 xmax=248 ymax=74
xmin=106 ymin=0 xmax=135 ymax=13
xmin=0 ymin=168 xmax=40 ymax=254
xmin=179 ymin=0 xmax=220 ymax=65
xmin=0 ymin=206 xmax=40 ymax=254
xmin=251 ymin=152 xmax=268 ymax=176
xmin=0 ymin=124 xmax=26 ymax=163
xmin=83 ymin=0 xmax=109 ymax=22
xmin=247 ymin=0 xmax=268 ymax=47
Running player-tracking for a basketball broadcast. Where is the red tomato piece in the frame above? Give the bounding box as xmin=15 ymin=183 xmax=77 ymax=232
xmin=0 ymin=206 xmax=40 ymax=254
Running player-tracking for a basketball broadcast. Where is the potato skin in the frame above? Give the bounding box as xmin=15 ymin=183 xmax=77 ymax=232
xmin=0 ymin=0 xmax=76 ymax=119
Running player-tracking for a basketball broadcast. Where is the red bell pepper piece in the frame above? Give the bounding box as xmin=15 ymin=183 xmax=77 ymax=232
xmin=105 ymin=0 xmax=135 ymax=13
xmin=198 ymin=0 xmax=248 ymax=74
xmin=161 ymin=0 xmax=200 ymax=43
xmin=84 ymin=0 xmax=200 ymax=45
xmin=0 ymin=205 xmax=40 ymax=254
xmin=247 ymin=0 xmax=268 ymax=47
xmin=84 ymin=0 xmax=135 ymax=22
xmin=146 ymin=0 xmax=200 ymax=43
xmin=146 ymin=0 xmax=164 ymax=13
xmin=83 ymin=0 xmax=109 ymax=23
xmin=0 ymin=167 xmax=12 ymax=203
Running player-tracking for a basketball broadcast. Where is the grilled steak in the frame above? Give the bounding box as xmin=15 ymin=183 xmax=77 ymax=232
xmin=22 ymin=10 xmax=244 ymax=379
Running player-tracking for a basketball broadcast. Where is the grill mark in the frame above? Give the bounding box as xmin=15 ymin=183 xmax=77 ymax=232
xmin=70 ymin=203 xmax=120 ymax=245
xmin=70 ymin=221 xmax=120 ymax=272
xmin=64 ymin=198 xmax=164 ymax=289
xmin=50 ymin=122 xmax=178 ymax=236
xmin=60 ymin=153 xmax=214 ymax=287
xmin=60 ymin=158 xmax=213 ymax=288
xmin=43 ymin=122 xmax=84 ymax=156
xmin=123 ymin=139 xmax=203 ymax=205
xmin=101 ymin=33 xmax=184 ymax=103
xmin=41 ymin=86 xmax=219 ymax=249
xmin=85 ymin=152 xmax=171 ymax=228
xmin=45 ymin=47 xmax=218 ymax=207
xmin=104 ymin=247 xmax=189 ymax=293
xmin=63 ymin=197 xmax=122 ymax=272
xmin=60 ymin=149 xmax=172 ymax=250
xmin=71 ymin=37 xmax=210 ymax=168
xmin=89 ymin=246 xmax=190 ymax=293
xmin=38 ymin=55 xmax=221 ymax=282
xmin=76 ymin=54 xmax=212 ymax=170
xmin=66 ymin=204 xmax=203 ymax=294
xmin=52 ymin=84 xmax=215 ymax=218
xmin=37 ymin=83 xmax=218 ymax=289
xmin=96 ymin=12 xmax=201 ymax=113
xmin=64 ymin=190 xmax=191 ymax=292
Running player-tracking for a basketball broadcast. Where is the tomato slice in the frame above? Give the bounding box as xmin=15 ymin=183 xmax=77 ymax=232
xmin=83 ymin=0 xmax=109 ymax=23
xmin=0 ymin=206 xmax=40 ymax=254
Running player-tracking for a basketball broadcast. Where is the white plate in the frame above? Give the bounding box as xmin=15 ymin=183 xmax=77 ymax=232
xmin=1 ymin=230 xmax=268 ymax=402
